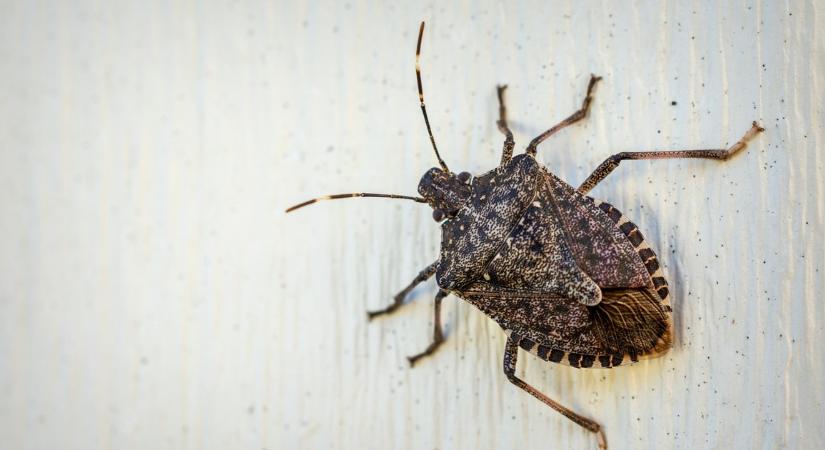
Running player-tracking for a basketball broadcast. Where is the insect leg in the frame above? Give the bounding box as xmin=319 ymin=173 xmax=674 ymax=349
xmin=367 ymin=262 xmax=438 ymax=319
xmin=407 ymin=289 xmax=449 ymax=366
xmin=496 ymin=85 xmax=516 ymax=165
xmin=503 ymin=336 xmax=607 ymax=449
xmin=577 ymin=121 xmax=765 ymax=194
xmin=525 ymin=74 xmax=601 ymax=157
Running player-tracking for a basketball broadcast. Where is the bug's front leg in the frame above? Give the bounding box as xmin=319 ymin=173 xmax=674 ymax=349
xmin=525 ymin=74 xmax=601 ymax=157
xmin=407 ymin=289 xmax=449 ymax=367
xmin=503 ymin=335 xmax=608 ymax=449
xmin=367 ymin=262 xmax=438 ymax=319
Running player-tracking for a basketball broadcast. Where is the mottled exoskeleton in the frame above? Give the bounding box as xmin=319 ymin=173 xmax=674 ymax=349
xmin=287 ymin=22 xmax=764 ymax=450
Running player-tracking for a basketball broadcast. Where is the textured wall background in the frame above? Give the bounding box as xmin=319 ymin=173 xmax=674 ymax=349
xmin=1 ymin=1 xmax=823 ymax=449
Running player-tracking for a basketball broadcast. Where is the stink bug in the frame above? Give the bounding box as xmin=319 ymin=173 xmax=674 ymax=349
xmin=286 ymin=22 xmax=764 ymax=450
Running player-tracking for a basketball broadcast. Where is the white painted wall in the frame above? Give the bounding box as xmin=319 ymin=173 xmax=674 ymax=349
xmin=1 ymin=1 xmax=823 ymax=449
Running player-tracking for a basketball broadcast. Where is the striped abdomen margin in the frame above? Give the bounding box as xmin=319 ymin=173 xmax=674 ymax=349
xmin=588 ymin=197 xmax=672 ymax=310
xmin=506 ymin=196 xmax=673 ymax=369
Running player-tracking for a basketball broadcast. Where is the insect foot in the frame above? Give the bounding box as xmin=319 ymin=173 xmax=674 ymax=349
xmin=286 ymin=20 xmax=766 ymax=450
xmin=407 ymin=289 xmax=448 ymax=367
xmin=365 ymin=262 xmax=438 ymax=321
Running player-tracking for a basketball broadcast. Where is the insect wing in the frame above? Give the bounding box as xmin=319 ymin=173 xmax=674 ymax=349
xmin=459 ymin=165 xmax=672 ymax=367
xmin=540 ymin=169 xmax=651 ymax=289
xmin=459 ymin=283 xmax=670 ymax=368
xmin=481 ymin=175 xmax=603 ymax=306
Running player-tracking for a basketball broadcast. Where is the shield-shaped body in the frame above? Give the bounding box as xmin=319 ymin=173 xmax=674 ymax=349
xmin=436 ymin=154 xmax=673 ymax=368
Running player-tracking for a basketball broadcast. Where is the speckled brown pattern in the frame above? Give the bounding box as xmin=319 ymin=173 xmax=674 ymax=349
xmin=432 ymin=154 xmax=541 ymax=290
xmin=287 ymin=22 xmax=764 ymax=449
xmin=592 ymin=199 xmax=673 ymax=306
xmin=542 ymin=169 xmax=651 ymax=289
xmin=430 ymin=154 xmax=672 ymax=365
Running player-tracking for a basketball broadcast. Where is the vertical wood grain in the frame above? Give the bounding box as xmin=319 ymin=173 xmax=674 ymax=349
xmin=0 ymin=1 xmax=822 ymax=449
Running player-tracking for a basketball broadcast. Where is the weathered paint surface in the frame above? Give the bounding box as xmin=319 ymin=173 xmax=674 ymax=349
xmin=1 ymin=1 xmax=823 ymax=449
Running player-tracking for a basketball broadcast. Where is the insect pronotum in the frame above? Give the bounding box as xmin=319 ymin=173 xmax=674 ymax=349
xmin=287 ymin=21 xmax=764 ymax=450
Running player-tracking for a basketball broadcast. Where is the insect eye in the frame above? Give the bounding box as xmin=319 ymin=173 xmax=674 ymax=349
xmin=432 ymin=209 xmax=446 ymax=222
xmin=457 ymin=171 xmax=472 ymax=183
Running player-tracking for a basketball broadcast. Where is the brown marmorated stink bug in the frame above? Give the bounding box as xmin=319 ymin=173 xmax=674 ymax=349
xmin=286 ymin=22 xmax=764 ymax=449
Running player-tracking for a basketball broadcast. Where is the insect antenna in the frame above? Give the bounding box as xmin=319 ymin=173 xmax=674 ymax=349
xmin=285 ymin=192 xmax=428 ymax=213
xmin=416 ymin=21 xmax=449 ymax=173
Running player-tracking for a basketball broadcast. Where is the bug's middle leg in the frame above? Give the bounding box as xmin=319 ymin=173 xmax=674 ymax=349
xmin=496 ymin=85 xmax=516 ymax=165
xmin=576 ymin=121 xmax=765 ymax=194
xmin=367 ymin=262 xmax=437 ymax=319
xmin=407 ymin=289 xmax=449 ymax=367
xmin=503 ymin=335 xmax=607 ymax=449
xmin=525 ymin=74 xmax=601 ymax=157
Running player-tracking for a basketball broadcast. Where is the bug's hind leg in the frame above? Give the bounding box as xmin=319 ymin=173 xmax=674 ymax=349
xmin=577 ymin=121 xmax=765 ymax=194
xmin=525 ymin=74 xmax=601 ymax=157
xmin=503 ymin=335 xmax=607 ymax=449
xmin=367 ymin=262 xmax=437 ymax=319
xmin=496 ymin=85 xmax=516 ymax=165
xmin=407 ymin=289 xmax=449 ymax=367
